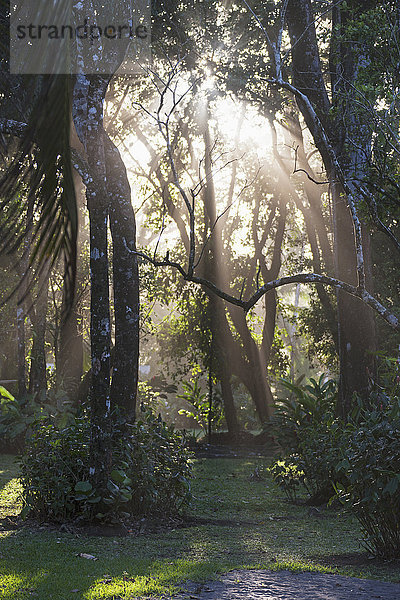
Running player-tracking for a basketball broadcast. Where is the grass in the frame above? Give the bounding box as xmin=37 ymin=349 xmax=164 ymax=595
xmin=0 ymin=453 xmax=399 ymax=599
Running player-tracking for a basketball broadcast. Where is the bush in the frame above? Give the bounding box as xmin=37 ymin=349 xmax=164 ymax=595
xmin=270 ymin=360 xmax=400 ymax=557
xmin=335 ymin=396 xmax=400 ymax=558
xmin=0 ymin=386 xmax=53 ymax=452
xmin=270 ymin=375 xmax=340 ymax=504
xmin=20 ymin=409 xmax=192 ymax=523
xmin=272 ymin=375 xmax=337 ymax=452
xmin=177 ymin=377 xmax=223 ymax=435
xmin=268 ymin=458 xmax=305 ymax=502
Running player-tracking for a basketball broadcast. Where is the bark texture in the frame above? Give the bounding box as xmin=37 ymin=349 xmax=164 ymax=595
xmin=106 ymin=136 xmax=140 ymax=421
xmin=286 ymin=0 xmax=377 ymax=412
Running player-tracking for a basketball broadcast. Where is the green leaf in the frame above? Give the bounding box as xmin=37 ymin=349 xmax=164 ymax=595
xmin=74 ymin=481 xmax=92 ymax=494
xmin=111 ymin=469 xmax=127 ymax=484
xmin=87 ymin=496 xmax=102 ymax=504
xmin=107 ymin=480 xmax=120 ymax=494
xmin=0 ymin=386 xmax=15 ymax=401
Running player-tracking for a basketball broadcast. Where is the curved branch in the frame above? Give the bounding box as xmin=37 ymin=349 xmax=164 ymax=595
xmin=131 ymin=247 xmax=399 ymax=330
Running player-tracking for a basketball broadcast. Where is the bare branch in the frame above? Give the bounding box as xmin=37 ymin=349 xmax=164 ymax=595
xmin=129 ymin=245 xmax=399 ymax=330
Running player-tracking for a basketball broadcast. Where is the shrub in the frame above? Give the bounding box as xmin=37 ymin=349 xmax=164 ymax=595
xmin=295 ymin=418 xmax=345 ymax=504
xmin=177 ymin=377 xmax=223 ymax=435
xmin=0 ymin=387 xmax=53 ymax=451
xmin=270 ymin=359 xmax=400 ymax=557
xmin=335 ymin=396 xmax=400 ymax=558
xmin=20 ymin=408 xmax=192 ymax=523
xmin=272 ymin=375 xmax=337 ymax=452
xmin=268 ymin=458 xmax=305 ymax=502
xmin=270 ymin=375 xmax=340 ymax=503
xmin=20 ymin=417 xmax=90 ymax=521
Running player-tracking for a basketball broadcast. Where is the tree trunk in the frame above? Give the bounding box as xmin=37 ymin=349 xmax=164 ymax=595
xmin=87 ymin=195 xmax=112 ymax=485
xmin=84 ymin=75 xmax=113 ymax=488
xmin=202 ymin=113 xmax=239 ymax=434
xmin=106 ymin=136 xmax=140 ymax=422
xmin=331 ymin=1 xmax=377 ymax=414
xmin=208 ymin=296 xmax=240 ymax=434
xmin=57 ymin=295 xmax=83 ymax=400
xmin=57 ymin=172 xmax=84 ymax=400
xmin=286 ymin=0 xmax=377 ymax=413
xmin=228 ymin=304 xmax=273 ymax=424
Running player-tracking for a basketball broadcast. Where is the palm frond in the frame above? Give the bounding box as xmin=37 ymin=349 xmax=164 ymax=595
xmin=0 ymin=73 xmax=77 ymax=312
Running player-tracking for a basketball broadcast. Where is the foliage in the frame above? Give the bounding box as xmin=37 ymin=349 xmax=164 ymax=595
xmin=267 ymin=459 xmax=305 ymax=502
xmin=270 ymin=375 xmax=341 ymax=504
xmin=137 ymin=379 xmax=197 ymax=427
xmin=177 ymin=377 xmax=224 ymax=435
xmin=271 ymin=359 xmax=400 ymax=556
xmin=335 ymin=395 xmax=400 ymax=558
xmin=0 ymin=387 xmax=53 ymax=451
xmin=271 ymin=375 xmax=337 ymax=452
xmin=20 ymin=409 xmax=192 ymax=523
xmin=297 ymin=289 xmax=338 ymax=371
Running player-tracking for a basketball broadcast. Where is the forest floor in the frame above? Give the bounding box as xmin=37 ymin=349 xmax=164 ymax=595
xmin=1 ymin=453 xmax=400 ymax=599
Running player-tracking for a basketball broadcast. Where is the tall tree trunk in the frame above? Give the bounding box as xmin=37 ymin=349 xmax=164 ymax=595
xmin=57 ymin=292 xmax=83 ymax=400
xmin=83 ymin=75 xmax=113 ymax=488
xmin=331 ymin=0 xmax=377 ymax=414
xmin=202 ymin=112 xmax=239 ymax=434
xmin=87 ymin=195 xmax=112 ymax=485
xmin=106 ymin=136 xmax=140 ymax=422
xmin=208 ymin=296 xmax=239 ymax=434
xmin=57 ymin=173 xmax=84 ymax=400
xmin=286 ymin=0 xmax=377 ymax=413
xmin=228 ymin=304 xmax=274 ymax=424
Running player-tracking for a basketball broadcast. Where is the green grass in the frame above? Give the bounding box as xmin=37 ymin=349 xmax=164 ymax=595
xmin=0 ymin=454 xmax=399 ymax=599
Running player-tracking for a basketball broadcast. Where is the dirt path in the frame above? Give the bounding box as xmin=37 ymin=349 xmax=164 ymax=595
xmin=167 ymin=569 xmax=400 ymax=600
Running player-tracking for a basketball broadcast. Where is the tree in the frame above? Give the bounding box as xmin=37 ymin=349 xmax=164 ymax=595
xmin=129 ymin=42 xmax=399 ymax=415
xmin=1 ymin=0 xmax=399 ymax=444
xmin=0 ymin=0 xmax=142 ymax=488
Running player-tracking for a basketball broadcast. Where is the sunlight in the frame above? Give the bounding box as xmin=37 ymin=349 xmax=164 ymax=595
xmin=0 ymin=477 xmax=23 ymax=512
xmin=214 ymin=95 xmax=274 ymax=156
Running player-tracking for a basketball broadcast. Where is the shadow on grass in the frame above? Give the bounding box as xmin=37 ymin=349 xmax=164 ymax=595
xmin=0 ymin=528 xmax=230 ymax=600
xmin=0 ymin=456 xmax=399 ymax=599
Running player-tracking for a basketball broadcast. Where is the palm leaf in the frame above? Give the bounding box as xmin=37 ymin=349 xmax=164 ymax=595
xmin=0 ymin=3 xmax=78 ymax=311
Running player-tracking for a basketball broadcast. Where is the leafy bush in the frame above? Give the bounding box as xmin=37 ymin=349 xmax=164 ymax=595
xmin=270 ymin=375 xmax=340 ymax=503
xmin=177 ymin=377 xmax=223 ymax=435
xmin=0 ymin=387 xmax=53 ymax=451
xmin=335 ymin=396 xmax=400 ymax=558
xmin=271 ymin=359 xmax=400 ymax=556
xmin=272 ymin=375 xmax=337 ymax=452
xmin=268 ymin=458 xmax=305 ymax=502
xmin=20 ymin=417 xmax=90 ymax=521
xmin=20 ymin=409 xmax=192 ymax=523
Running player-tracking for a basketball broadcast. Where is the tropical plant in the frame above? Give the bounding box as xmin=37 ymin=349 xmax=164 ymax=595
xmin=270 ymin=375 xmax=341 ymax=504
xmin=178 ymin=377 xmax=224 ymax=435
xmin=0 ymin=386 xmax=53 ymax=451
xmin=272 ymin=375 xmax=337 ymax=452
xmin=268 ymin=458 xmax=305 ymax=502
